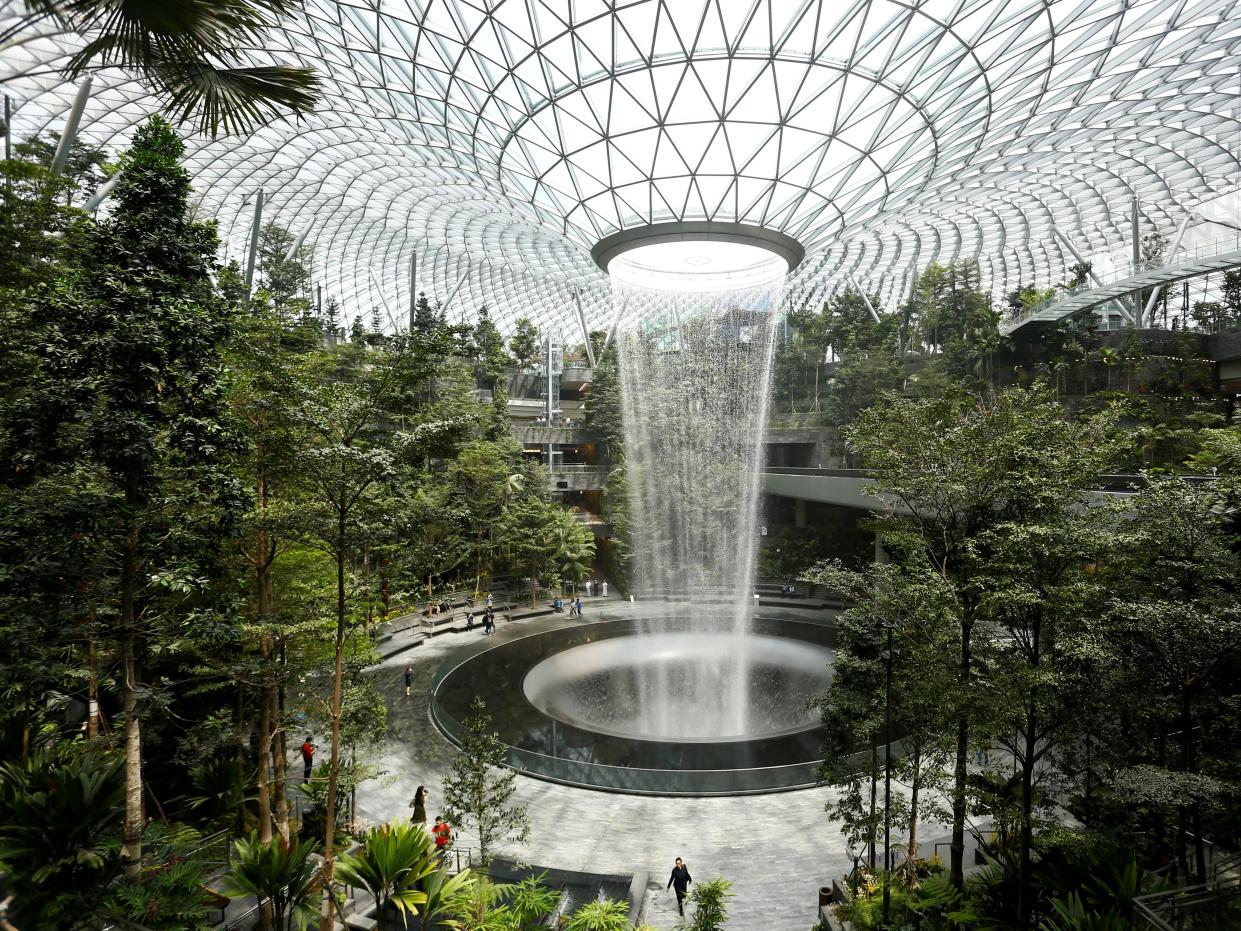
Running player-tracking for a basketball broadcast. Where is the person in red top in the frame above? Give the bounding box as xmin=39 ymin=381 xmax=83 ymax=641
xmin=432 ymin=816 xmax=452 ymax=858
xmin=300 ymin=736 xmax=317 ymax=781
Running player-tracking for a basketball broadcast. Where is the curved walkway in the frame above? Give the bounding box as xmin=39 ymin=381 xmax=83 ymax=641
xmin=356 ymin=599 xmax=941 ymax=930
xmin=1002 ymin=241 xmax=1241 ymax=336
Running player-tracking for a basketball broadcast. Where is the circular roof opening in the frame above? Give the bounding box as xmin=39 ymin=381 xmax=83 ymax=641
xmin=593 ymin=221 xmax=803 ymax=293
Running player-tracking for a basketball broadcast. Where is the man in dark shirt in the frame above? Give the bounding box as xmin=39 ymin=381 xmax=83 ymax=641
xmin=668 ymin=857 xmax=691 ymax=916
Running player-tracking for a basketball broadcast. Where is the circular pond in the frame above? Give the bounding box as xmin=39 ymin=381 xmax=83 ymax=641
xmin=430 ymin=613 xmax=836 ymax=795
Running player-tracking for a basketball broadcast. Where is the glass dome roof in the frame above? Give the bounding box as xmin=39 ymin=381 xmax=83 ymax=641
xmin=2 ymin=0 xmax=1239 ymax=330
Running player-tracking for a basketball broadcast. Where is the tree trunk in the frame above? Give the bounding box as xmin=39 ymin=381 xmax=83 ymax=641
xmin=321 ymin=509 xmax=348 ymax=931
xmin=121 ymin=514 xmax=144 ymax=879
xmin=868 ymin=742 xmax=878 ymax=871
xmin=907 ymin=742 xmax=922 ymax=888
xmin=87 ymin=635 xmax=100 ymax=739
xmin=273 ymin=642 xmax=290 ymax=842
xmin=949 ymin=619 xmax=973 ymax=894
xmin=1017 ymin=702 xmax=1038 ymax=930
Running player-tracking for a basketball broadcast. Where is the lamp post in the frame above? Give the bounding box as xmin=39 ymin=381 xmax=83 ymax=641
xmin=881 ymin=622 xmax=898 ymax=929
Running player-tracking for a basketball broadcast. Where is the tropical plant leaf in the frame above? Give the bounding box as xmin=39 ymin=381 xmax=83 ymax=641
xmin=160 ymin=62 xmax=321 ymax=137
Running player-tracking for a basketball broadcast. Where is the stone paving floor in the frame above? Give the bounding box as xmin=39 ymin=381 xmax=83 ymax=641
xmin=352 ymin=599 xmax=944 ymax=931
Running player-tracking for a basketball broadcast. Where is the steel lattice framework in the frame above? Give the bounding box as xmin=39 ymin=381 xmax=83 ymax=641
xmin=2 ymin=0 xmax=1240 ymax=331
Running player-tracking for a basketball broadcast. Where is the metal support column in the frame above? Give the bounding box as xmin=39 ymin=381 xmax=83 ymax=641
xmin=573 ymin=290 xmax=596 ymax=368
xmin=367 ymin=268 xmax=398 ymax=333
xmin=283 ymin=223 xmax=312 ymax=262
xmin=244 ymin=190 xmax=264 ymax=299
xmin=408 ymin=252 xmax=417 ymax=333
xmin=1131 ymin=196 xmax=1143 ymax=328
xmin=1142 ymin=214 xmax=1192 ymax=321
xmin=4 ymin=95 xmax=11 ymax=162
xmin=1052 ymin=229 xmax=1133 ymax=324
xmin=442 ymin=265 xmax=471 ymax=316
xmin=602 ymin=296 xmax=628 ymax=351
xmin=848 ymin=275 xmax=882 ymax=323
xmin=50 ymin=77 xmax=92 ymax=176
xmin=82 ymin=173 xmax=119 ymax=212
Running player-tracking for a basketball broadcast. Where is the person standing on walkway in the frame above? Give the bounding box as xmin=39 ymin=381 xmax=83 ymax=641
xmin=484 ymin=611 xmax=496 ymax=635
xmin=668 ymin=857 xmax=692 ymax=916
xmin=433 ymin=816 xmax=452 ymax=860
xmin=300 ymin=736 xmax=318 ymax=781
xmin=486 ymin=593 xmax=493 ymax=610
xmin=575 ymin=597 xmax=583 ymax=617
xmin=409 ymin=785 xmax=428 ymax=826
xmin=403 ymin=665 xmax=413 ymax=698
xmin=601 ymin=580 xmax=608 ymax=597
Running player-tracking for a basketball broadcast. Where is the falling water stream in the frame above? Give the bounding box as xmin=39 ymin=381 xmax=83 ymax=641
xmin=610 ymin=248 xmax=788 ymax=739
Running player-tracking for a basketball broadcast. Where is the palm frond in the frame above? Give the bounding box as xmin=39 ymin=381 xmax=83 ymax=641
xmin=160 ymin=61 xmax=321 ymax=137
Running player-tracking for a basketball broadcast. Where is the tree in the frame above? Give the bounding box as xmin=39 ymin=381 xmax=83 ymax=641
xmin=1103 ymin=477 xmax=1241 ymax=884
xmin=6 ymin=0 xmax=320 ymax=136
xmin=1222 ymin=269 xmax=1241 ymax=326
xmin=293 ymin=332 xmax=446 ymax=928
xmin=846 ymin=387 xmax=1118 ymax=897
xmin=257 ymin=222 xmax=312 ymax=311
xmin=497 ymin=495 xmax=561 ymax=607
xmin=508 ymin=317 xmax=541 ymax=371
xmin=13 ymin=131 xmax=109 ymax=204
xmin=413 ymin=291 xmax=437 ymax=334
xmin=442 ymin=697 xmax=529 ymax=867
xmin=25 ymin=116 xmax=242 ymax=875
xmin=336 ymin=821 xmax=437 ymax=930
xmin=563 ymin=900 xmax=631 ymax=931
xmin=0 ymin=750 xmax=125 ymax=928
xmin=223 ymin=834 xmax=320 ymax=931
xmin=687 ymin=877 xmax=733 ymax=931
xmin=450 ymin=438 xmax=523 ymax=593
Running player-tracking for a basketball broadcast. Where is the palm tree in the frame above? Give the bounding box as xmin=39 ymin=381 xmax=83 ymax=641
xmin=336 ymin=821 xmax=464 ymax=931
xmin=5 ymin=0 xmax=320 ymax=136
xmin=222 ymin=833 xmax=320 ymax=931
xmin=553 ymin=508 xmax=596 ymax=597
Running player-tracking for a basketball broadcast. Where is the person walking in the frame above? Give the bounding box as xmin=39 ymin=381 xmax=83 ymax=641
xmin=668 ymin=857 xmax=692 ymax=916
xmin=403 ymin=665 xmax=413 ymax=698
xmin=408 ymin=785 xmax=428 ymax=826
xmin=465 ymin=611 xmax=475 ymax=631
xmin=568 ymin=597 xmax=578 ymax=618
xmin=484 ymin=611 xmax=496 ymax=635
xmin=485 ymin=593 xmax=493 ymax=610
xmin=300 ymin=736 xmax=318 ymax=781
xmin=575 ymin=597 xmax=583 ymax=617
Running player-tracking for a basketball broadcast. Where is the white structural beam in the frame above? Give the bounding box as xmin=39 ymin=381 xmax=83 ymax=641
xmin=367 ymin=267 xmax=400 ymax=332
xmin=442 ymin=265 xmax=472 ymax=315
xmin=1052 ymin=229 xmax=1133 ymax=324
xmin=848 ymin=276 xmax=882 ymax=323
xmin=49 ymin=77 xmax=92 ymax=176
xmin=603 ymin=296 xmax=628 ymax=351
xmin=244 ymin=190 xmax=264 ymax=298
xmin=283 ymin=223 xmax=313 ymax=262
xmin=1142 ymin=214 xmax=1193 ymax=320
xmin=573 ymin=290 xmax=596 ymax=368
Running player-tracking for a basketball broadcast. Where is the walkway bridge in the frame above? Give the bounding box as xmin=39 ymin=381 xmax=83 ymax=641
xmin=1001 ymin=235 xmax=1241 ymax=337
xmin=762 ymin=467 xmax=1215 ymax=510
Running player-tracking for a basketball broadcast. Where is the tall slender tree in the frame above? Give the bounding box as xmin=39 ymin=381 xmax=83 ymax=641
xmin=32 ymin=116 xmax=241 ymax=873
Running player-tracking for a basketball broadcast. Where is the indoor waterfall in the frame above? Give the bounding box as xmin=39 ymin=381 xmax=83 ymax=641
xmin=611 ymin=254 xmax=787 ymax=739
